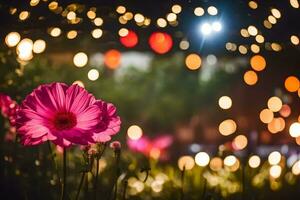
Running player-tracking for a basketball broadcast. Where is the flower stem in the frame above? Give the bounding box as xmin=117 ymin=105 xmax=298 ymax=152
xmin=94 ymin=143 xmax=107 ymax=200
xmin=122 ymin=180 xmax=128 ymax=200
xmin=61 ymin=148 xmax=67 ymax=200
xmin=47 ymin=142 xmax=61 ymax=189
xmin=113 ymin=150 xmax=121 ymax=200
xmin=75 ymin=172 xmax=85 ymax=200
xmin=180 ymin=167 xmax=185 ymax=200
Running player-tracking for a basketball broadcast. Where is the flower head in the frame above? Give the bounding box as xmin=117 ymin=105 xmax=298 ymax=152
xmin=110 ymin=141 xmax=121 ymax=150
xmin=0 ymin=93 xmax=18 ymax=125
xmin=16 ymin=82 xmax=121 ymax=147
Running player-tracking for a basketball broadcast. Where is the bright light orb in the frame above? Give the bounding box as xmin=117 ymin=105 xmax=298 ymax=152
xmin=104 ymin=49 xmax=121 ymax=69
xmin=248 ymin=155 xmax=261 ymax=168
xmin=195 ymin=152 xmax=210 ymax=167
xmin=260 ymin=109 xmax=274 ymax=124
xmin=233 ymin=135 xmax=248 ymax=150
xmin=200 ymin=23 xmax=212 ymax=35
xmin=5 ymin=32 xmax=21 ymax=47
xmin=212 ymin=22 xmax=222 ymax=32
xmin=185 ymin=53 xmax=202 ymax=70
xmin=285 ymin=76 xmax=300 ymax=92
xmin=268 ymin=151 xmax=281 ymax=165
xmin=33 ymin=39 xmax=46 ymax=54
xmin=219 ymin=119 xmax=237 ymax=136
xmin=91 ymin=29 xmax=103 ymax=39
xmin=269 ymin=165 xmax=282 ymax=179
xmin=73 ymin=52 xmax=88 ymax=67
xmin=289 ymin=122 xmax=300 ymax=138
xmin=267 ymin=96 xmax=282 ymax=112
xmin=292 ymin=160 xmax=300 ymax=175
xmin=127 ymin=125 xmax=143 ymax=140
xmin=224 ymin=155 xmax=237 ymax=167
xmin=120 ymin=30 xmax=138 ymax=48
xmin=250 ymin=55 xmax=266 ymax=71
xmin=218 ymin=96 xmax=232 ymax=110
xmin=207 ymin=6 xmax=218 ymax=15
xmin=178 ymin=156 xmax=195 ymax=170
xmin=149 ymin=32 xmax=173 ymax=54
xmin=17 ymin=38 xmax=34 ymax=61
xmin=87 ymin=69 xmax=99 ymax=81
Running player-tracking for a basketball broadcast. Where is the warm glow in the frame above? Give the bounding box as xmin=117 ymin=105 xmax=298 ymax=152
xmin=5 ymin=32 xmax=21 ymax=47
xmin=290 ymin=35 xmax=299 ymax=45
xmin=17 ymin=38 xmax=33 ymax=61
xmin=289 ymin=122 xmax=300 ymax=138
xmin=94 ymin=18 xmax=103 ymax=26
xmin=194 ymin=7 xmax=204 ymax=16
xmin=260 ymin=109 xmax=274 ymax=124
xmin=248 ymin=155 xmax=261 ymax=168
xmin=67 ymin=30 xmax=77 ymax=39
xmin=285 ymin=76 xmax=300 ymax=92
xmin=290 ymin=0 xmax=300 ymax=8
xmin=166 ymin=13 xmax=177 ymax=22
xmin=172 ymin=5 xmax=182 ymax=14
xmin=267 ymin=96 xmax=282 ymax=112
xmin=19 ymin=11 xmax=30 ymax=20
xmin=91 ymin=29 xmax=103 ymax=39
xmin=73 ymin=52 xmax=88 ymax=67
xmin=233 ymin=135 xmax=248 ymax=150
xmin=255 ymin=35 xmax=265 ymax=43
xmin=67 ymin=11 xmax=76 ymax=20
xmin=248 ymin=25 xmax=258 ymax=36
xmin=50 ymin=27 xmax=61 ymax=37
xmin=157 ymin=18 xmax=167 ymax=28
xmin=178 ymin=156 xmax=195 ymax=170
xmin=268 ymin=117 xmax=285 ymax=134
xmin=179 ymin=40 xmax=189 ymax=50
xmin=134 ymin=13 xmax=144 ymax=23
xmin=219 ymin=119 xmax=237 ymax=136
xmin=104 ymin=49 xmax=121 ymax=69
xmin=248 ymin=1 xmax=258 ymax=9
xmin=148 ymin=32 xmax=173 ymax=54
xmin=185 ymin=54 xmax=202 ymax=70
xmin=218 ymin=96 xmax=232 ymax=110
xmin=73 ymin=80 xmax=85 ymax=88
xmin=209 ymin=157 xmax=222 ymax=171
xmin=224 ymin=155 xmax=237 ymax=167
xmin=207 ymin=6 xmax=218 ymax=15
xmin=33 ymin=39 xmax=46 ymax=54
xmin=118 ymin=28 xmax=129 ymax=37
xmin=87 ymin=10 xmax=96 ymax=19
xmin=87 ymin=69 xmax=99 ymax=81
xmin=250 ymin=55 xmax=266 ymax=71
xmin=127 ymin=125 xmax=143 ymax=140
xmin=116 ymin=6 xmax=126 ymax=14
xmin=268 ymin=151 xmax=281 ymax=165
xmin=292 ymin=160 xmax=300 ymax=175
xmin=269 ymin=165 xmax=282 ymax=178
xmin=271 ymin=8 xmax=281 ymax=19
xmin=244 ymin=70 xmax=258 ymax=85
xmin=195 ymin=152 xmax=210 ymax=167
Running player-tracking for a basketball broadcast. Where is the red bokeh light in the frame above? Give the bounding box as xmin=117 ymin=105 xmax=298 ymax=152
xmin=148 ymin=32 xmax=173 ymax=54
xmin=120 ymin=30 xmax=138 ymax=48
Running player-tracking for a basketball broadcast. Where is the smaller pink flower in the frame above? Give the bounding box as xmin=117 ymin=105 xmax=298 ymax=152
xmin=0 ymin=93 xmax=18 ymax=125
xmin=110 ymin=141 xmax=121 ymax=150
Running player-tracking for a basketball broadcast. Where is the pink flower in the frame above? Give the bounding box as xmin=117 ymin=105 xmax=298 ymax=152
xmin=16 ymin=82 xmax=121 ymax=147
xmin=0 ymin=93 xmax=18 ymax=125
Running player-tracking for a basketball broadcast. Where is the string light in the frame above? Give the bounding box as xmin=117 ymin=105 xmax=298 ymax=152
xmin=73 ymin=52 xmax=88 ymax=67
xmin=5 ymin=32 xmax=21 ymax=47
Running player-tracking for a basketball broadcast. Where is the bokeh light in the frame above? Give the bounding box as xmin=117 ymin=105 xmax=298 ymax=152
xmin=91 ymin=29 xmax=103 ymax=39
xmin=260 ymin=109 xmax=274 ymax=124
xmin=127 ymin=125 xmax=143 ymax=140
xmin=244 ymin=70 xmax=258 ymax=85
xmin=268 ymin=151 xmax=281 ymax=165
xmin=207 ymin=6 xmax=218 ymax=15
xmin=267 ymin=96 xmax=282 ymax=112
xmin=219 ymin=119 xmax=237 ymax=136
xmin=269 ymin=165 xmax=282 ymax=179
xmin=73 ymin=52 xmax=88 ymax=67
xmin=289 ymin=122 xmax=300 ymax=138
xmin=87 ymin=69 xmax=99 ymax=81
xmin=250 ymin=55 xmax=266 ymax=71
xmin=185 ymin=53 xmax=202 ymax=70
xmin=149 ymin=32 xmax=173 ymax=54
xmin=233 ymin=135 xmax=248 ymax=150
xmin=178 ymin=156 xmax=195 ymax=170
xmin=33 ymin=39 xmax=46 ymax=54
xmin=194 ymin=7 xmax=204 ymax=16
xmin=209 ymin=157 xmax=222 ymax=171
xmin=218 ymin=96 xmax=232 ymax=110
xmin=285 ymin=76 xmax=300 ymax=92
xmin=16 ymin=38 xmax=33 ymax=61
xmin=248 ymin=155 xmax=261 ymax=168
xmin=104 ymin=49 xmax=121 ymax=69
xmin=5 ymin=32 xmax=21 ymax=47
xmin=195 ymin=152 xmax=210 ymax=167
xmin=120 ymin=30 xmax=138 ymax=48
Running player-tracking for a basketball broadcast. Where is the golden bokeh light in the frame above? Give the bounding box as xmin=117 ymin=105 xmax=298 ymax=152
xmin=195 ymin=152 xmax=210 ymax=167
xmin=5 ymin=32 xmax=21 ymax=47
xmin=271 ymin=8 xmax=281 ymax=19
xmin=50 ymin=27 xmax=61 ymax=37
xmin=255 ymin=35 xmax=265 ymax=43
xmin=207 ymin=6 xmax=218 ymax=16
xmin=218 ymin=96 xmax=232 ymax=110
xmin=67 ymin=11 xmax=76 ymax=20
xmin=157 ymin=18 xmax=167 ymax=28
xmin=94 ymin=17 xmax=103 ymax=26
xmin=248 ymin=25 xmax=258 ymax=36
xmin=251 ymin=44 xmax=260 ymax=53
xmin=73 ymin=80 xmax=85 ymax=88
xmin=224 ymin=155 xmax=237 ymax=167
xmin=268 ymin=117 xmax=285 ymax=134
xmin=185 ymin=53 xmax=202 ymax=70
xmin=260 ymin=109 xmax=274 ymax=124
xmin=248 ymin=155 xmax=261 ymax=168
xmin=134 ymin=13 xmax=144 ymax=23
xmin=30 ymin=0 xmax=40 ymax=6
xmin=250 ymin=55 xmax=266 ymax=71
xmin=233 ymin=135 xmax=248 ymax=150
xmin=124 ymin=12 xmax=133 ymax=20
xmin=269 ymin=165 xmax=282 ymax=179
xmin=172 ymin=4 xmax=182 ymax=14
xmin=263 ymin=20 xmax=272 ymax=29
xmin=209 ymin=157 xmax=222 ymax=171
xmin=248 ymin=1 xmax=258 ymax=9
xmin=240 ymin=29 xmax=250 ymax=38
xmin=179 ymin=40 xmax=189 ymax=50
xmin=194 ymin=7 xmax=205 ymax=16
xmin=268 ymin=15 xmax=277 ymax=24
xmin=118 ymin=28 xmax=129 ymax=37
xmin=285 ymin=76 xmax=300 ymax=92
xmin=127 ymin=125 xmax=143 ymax=140
xmin=267 ymin=96 xmax=282 ymax=112
xmin=16 ymin=38 xmax=33 ymax=61
xmin=19 ymin=11 xmax=30 ymax=21
xmin=91 ymin=29 xmax=103 ymax=39
xmin=244 ymin=70 xmax=258 ymax=85
xmin=271 ymin=43 xmax=282 ymax=51
xmin=289 ymin=122 xmax=300 ymax=138
xmin=219 ymin=119 xmax=237 ymax=136
xmin=166 ymin=13 xmax=177 ymax=22
xmin=238 ymin=45 xmax=248 ymax=54
xmin=292 ymin=160 xmax=300 ymax=175
xmin=87 ymin=10 xmax=96 ymax=19
xmin=116 ymin=6 xmax=126 ymax=14
xmin=33 ymin=39 xmax=46 ymax=54
xmin=67 ymin=30 xmax=77 ymax=39
xmin=178 ymin=156 xmax=195 ymax=170
xmin=290 ymin=0 xmax=299 ymax=8
xmin=290 ymin=35 xmax=299 ymax=45
xmin=268 ymin=151 xmax=281 ymax=165
xmin=48 ymin=1 xmax=58 ymax=10
xmin=279 ymin=104 xmax=291 ymax=118
xmin=73 ymin=52 xmax=88 ymax=68
xmin=87 ymin=69 xmax=99 ymax=81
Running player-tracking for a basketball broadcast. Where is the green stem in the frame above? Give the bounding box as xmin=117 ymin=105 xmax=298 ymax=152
xmin=113 ymin=151 xmax=121 ymax=200
xmin=180 ymin=167 xmax=185 ymax=200
xmin=94 ymin=143 xmax=107 ymax=200
xmin=47 ymin=142 xmax=61 ymax=188
xmin=122 ymin=180 xmax=128 ymax=200
xmin=61 ymin=148 xmax=67 ymax=200
xmin=75 ymin=172 xmax=85 ymax=200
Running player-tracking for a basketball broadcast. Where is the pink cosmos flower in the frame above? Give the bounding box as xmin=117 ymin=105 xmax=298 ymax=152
xmin=16 ymin=82 xmax=121 ymax=147
xmin=0 ymin=93 xmax=18 ymax=125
